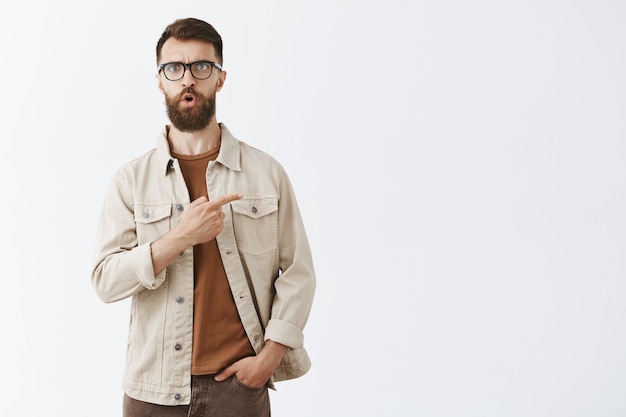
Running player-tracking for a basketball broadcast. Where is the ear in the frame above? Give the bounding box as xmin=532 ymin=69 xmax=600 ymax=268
xmin=156 ymin=72 xmax=165 ymax=94
xmin=216 ymin=70 xmax=227 ymax=92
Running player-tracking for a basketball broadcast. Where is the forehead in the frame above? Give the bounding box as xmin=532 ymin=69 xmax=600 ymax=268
xmin=159 ymin=38 xmax=217 ymax=63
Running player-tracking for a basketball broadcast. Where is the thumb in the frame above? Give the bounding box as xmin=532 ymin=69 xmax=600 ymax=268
xmin=214 ymin=364 xmax=237 ymax=381
xmin=187 ymin=196 xmax=208 ymax=209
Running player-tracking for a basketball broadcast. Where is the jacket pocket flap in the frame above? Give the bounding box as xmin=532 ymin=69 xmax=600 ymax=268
xmin=231 ymin=197 xmax=278 ymax=219
xmin=134 ymin=204 xmax=172 ymax=224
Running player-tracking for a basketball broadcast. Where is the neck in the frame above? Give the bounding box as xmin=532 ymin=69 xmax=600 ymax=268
xmin=167 ymin=119 xmax=221 ymax=155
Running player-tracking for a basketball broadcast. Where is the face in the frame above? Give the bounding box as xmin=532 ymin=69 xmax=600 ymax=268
xmin=157 ymin=38 xmax=227 ymax=132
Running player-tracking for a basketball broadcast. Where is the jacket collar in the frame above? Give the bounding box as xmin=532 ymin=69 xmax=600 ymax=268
xmin=155 ymin=123 xmax=242 ymax=175
xmin=215 ymin=124 xmax=242 ymax=172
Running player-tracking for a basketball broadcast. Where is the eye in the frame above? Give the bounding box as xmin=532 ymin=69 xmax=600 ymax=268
xmin=194 ymin=62 xmax=210 ymax=71
xmin=165 ymin=63 xmax=182 ymax=73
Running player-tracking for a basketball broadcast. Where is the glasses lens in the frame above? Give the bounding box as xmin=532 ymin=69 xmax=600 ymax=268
xmin=163 ymin=63 xmax=184 ymax=81
xmin=190 ymin=62 xmax=213 ymax=80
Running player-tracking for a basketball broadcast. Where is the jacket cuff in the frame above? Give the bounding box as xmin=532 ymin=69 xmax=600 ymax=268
xmin=264 ymin=319 xmax=304 ymax=349
xmin=131 ymin=242 xmax=166 ymax=290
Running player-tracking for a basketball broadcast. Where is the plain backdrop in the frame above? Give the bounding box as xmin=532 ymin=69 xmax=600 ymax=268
xmin=1 ymin=1 xmax=626 ymax=416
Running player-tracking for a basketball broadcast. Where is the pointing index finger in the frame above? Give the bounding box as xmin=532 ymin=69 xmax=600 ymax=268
xmin=210 ymin=193 xmax=243 ymax=208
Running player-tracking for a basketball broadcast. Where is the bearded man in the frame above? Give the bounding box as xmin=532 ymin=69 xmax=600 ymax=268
xmin=91 ymin=17 xmax=316 ymax=417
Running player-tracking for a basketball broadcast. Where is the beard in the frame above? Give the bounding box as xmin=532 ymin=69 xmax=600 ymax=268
xmin=165 ymin=87 xmax=216 ymax=132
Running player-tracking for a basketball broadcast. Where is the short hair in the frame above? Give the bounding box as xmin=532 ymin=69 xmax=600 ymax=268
xmin=156 ymin=18 xmax=223 ymax=65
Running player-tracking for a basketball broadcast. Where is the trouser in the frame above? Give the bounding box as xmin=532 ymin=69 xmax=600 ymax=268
xmin=123 ymin=375 xmax=271 ymax=417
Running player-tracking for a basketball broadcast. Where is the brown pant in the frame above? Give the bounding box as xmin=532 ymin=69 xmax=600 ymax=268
xmin=123 ymin=375 xmax=270 ymax=417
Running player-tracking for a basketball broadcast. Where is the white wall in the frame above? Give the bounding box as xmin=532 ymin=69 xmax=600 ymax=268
xmin=1 ymin=1 xmax=625 ymax=416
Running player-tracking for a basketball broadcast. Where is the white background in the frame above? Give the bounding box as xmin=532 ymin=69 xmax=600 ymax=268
xmin=1 ymin=1 xmax=625 ymax=416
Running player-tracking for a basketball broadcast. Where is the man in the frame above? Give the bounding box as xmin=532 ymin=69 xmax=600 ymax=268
xmin=91 ymin=17 xmax=315 ymax=417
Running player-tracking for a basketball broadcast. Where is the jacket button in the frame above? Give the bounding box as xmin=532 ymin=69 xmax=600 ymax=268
xmin=175 ymin=296 xmax=184 ymax=303
xmin=176 ymin=204 xmax=184 ymax=211
xmin=251 ymin=206 xmax=258 ymax=214
xmin=143 ymin=212 xmax=150 ymax=219
xmin=175 ymin=343 xmax=182 ymax=351
xmin=174 ymin=394 xmax=181 ymax=400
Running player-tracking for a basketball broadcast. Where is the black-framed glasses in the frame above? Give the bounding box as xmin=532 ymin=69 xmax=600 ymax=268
xmin=158 ymin=60 xmax=223 ymax=81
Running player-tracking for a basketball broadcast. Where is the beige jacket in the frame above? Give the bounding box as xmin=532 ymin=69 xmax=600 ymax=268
xmin=91 ymin=124 xmax=315 ymax=405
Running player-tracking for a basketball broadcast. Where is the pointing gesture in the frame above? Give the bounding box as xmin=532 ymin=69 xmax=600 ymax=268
xmin=150 ymin=193 xmax=243 ymax=275
xmin=179 ymin=193 xmax=243 ymax=246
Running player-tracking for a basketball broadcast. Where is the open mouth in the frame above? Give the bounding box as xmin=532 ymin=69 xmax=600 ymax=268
xmin=181 ymin=93 xmax=196 ymax=106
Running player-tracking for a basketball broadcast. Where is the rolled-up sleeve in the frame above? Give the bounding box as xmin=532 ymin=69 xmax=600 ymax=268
xmin=264 ymin=169 xmax=316 ymax=349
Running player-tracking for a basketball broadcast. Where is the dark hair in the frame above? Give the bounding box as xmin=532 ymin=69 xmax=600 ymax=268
xmin=156 ymin=18 xmax=223 ymax=65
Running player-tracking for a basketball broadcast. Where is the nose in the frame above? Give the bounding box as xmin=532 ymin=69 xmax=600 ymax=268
xmin=181 ymin=66 xmax=196 ymax=87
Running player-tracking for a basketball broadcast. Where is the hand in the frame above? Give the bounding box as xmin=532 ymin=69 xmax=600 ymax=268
xmin=214 ymin=341 xmax=288 ymax=388
xmin=214 ymin=356 xmax=271 ymax=389
xmin=150 ymin=193 xmax=242 ymax=275
xmin=178 ymin=193 xmax=243 ymax=246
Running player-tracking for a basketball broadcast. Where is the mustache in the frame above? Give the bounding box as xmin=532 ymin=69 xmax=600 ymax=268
xmin=178 ymin=87 xmax=201 ymax=99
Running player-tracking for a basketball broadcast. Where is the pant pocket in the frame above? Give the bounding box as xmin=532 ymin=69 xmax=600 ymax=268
xmin=232 ymin=375 xmax=267 ymax=391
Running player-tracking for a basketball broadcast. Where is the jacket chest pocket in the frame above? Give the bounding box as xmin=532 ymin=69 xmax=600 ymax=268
xmin=231 ymin=197 xmax=278 ymax=256
xmin=134 ymin=203 xmax=173 ymax=244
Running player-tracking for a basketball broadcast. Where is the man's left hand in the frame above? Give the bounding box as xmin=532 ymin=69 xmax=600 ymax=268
xmin=214 ymin=341 xmax=288 ymax=388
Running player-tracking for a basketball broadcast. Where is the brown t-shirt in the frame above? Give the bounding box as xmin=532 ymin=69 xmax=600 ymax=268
xmin=172 ymin=146 xmax=255 ymax=375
